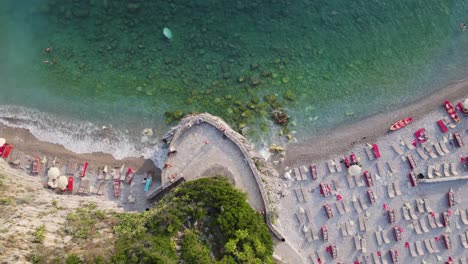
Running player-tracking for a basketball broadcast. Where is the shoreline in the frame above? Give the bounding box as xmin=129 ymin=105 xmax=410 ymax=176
xmin=284 ymin=77 xmax=468 ymax=168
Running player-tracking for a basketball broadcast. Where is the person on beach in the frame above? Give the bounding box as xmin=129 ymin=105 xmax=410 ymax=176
xmin=461 ymin=23 xmax=466 ymax=32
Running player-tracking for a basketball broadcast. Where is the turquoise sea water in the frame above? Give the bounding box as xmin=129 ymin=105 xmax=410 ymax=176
xmin=0 ymin=0 xmax=467 ymax=157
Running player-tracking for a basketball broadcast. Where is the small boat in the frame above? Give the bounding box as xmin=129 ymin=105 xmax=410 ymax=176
xmin=444 ymin=100 xmax=460 ymax=123
xmin=390 ymin=117 xmax=413 ymax=131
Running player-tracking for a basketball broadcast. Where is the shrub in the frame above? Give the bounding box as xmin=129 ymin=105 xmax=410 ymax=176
xmin=33 ymin=224 xmax=46 ymax=243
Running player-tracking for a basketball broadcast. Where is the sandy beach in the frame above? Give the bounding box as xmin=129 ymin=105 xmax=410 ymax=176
xmin=0 ymin=78 xmax=467 ymax=263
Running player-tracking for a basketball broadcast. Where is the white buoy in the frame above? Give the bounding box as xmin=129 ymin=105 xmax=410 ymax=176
xmin=163 ymin=27 xmax=173 ymax=40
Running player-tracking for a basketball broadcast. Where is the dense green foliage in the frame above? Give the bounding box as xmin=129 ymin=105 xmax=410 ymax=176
xmin=112 ymin=177 xmax=273 ymax=263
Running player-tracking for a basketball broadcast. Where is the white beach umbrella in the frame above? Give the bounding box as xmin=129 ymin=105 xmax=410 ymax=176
xmin=47 ymin=167 xmax=60 ymax=180
xmin=463 ymin=99 xmax=468 ymax=109
xmin=57 ymin=176 xmax=68 ymax=191
xmin=348 ymin=165 xmax=361 ymax=176
xmin=0 ymin=138 xmax=5 ymax=146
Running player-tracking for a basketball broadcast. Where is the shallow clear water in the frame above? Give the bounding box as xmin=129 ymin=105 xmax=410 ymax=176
xmin=0 ymin=0 xmax=467 ymax=157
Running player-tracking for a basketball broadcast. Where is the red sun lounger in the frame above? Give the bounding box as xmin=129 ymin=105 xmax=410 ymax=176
xmin=447 ymin=188 xmax=455 ymax=207
xmin=309 ymin=165 xmax=318 ymax=180
xmin=408 ymin=172 xmax=418 ymax=187
xmin=453 ymin=132 xmax=464 ymax=147
xmin=1 ymin=144 xmax=13 ymax=159
xmin=406 ymin=155 xmax=417 ymax=170
xmin=80 ymin=162 xmax=89 ymax=177
xmin=437 ymin=120 xmax=448 ymax=133
xmin=31 ymin=157 xmax=41 ymax=175
xmin=364 ymin=171 xmax=374 ymax=187
xmin=68 ymin=176 xmax=74 ymax=192
xmin=372 ymin=144 xmax=381 ymax=159
xmin=125 ymin=168 xmax=134 ymax=184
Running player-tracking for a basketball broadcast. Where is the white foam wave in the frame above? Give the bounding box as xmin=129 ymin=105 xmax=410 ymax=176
xmin=0 ymin=104 xmax=162 ymax=160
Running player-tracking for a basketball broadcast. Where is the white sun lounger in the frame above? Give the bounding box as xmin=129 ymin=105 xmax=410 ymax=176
xmin=408 ymin=205 xmax=418 ymax=220
xmin=433 ymin=142 xmax=445 ymax=156
xmin=300 ymin=166 xmax=308 ymax=180
xmin=430 ymin=238 xmax=440 ymax=253
xmin=361 ymin=238 xmax=367 ymax=253
xmin=358 ymin=196 xmax=368 ymax=210
xmin=402 ymin=206 xmax=411 ymax=220
xmin=359 ymin=216 xmax=367 ymax=232
xmin=391 ymin=142 xmax=404 ymax=155
xmin=443 ymin=116 xmax=456 ymax=129
xmin=365 ymin=147 xmax=375 ymax=160
xmin=334 ymin=158 xmax=342 ymax=172
xmin=310 ymin=252 xmax=321 ymax=264
xmin=372 ymin=252 xmax=382 ymax=264
xmin=295 ymin=188 xmax=305 ymax=202
xmin=424 ymin=144 xmax=438 ymax=159
xmin=335 ymin=201 xmax=346 ymax=215
xmin=424 ymin=239 xmax=434 ymax=253
xmin=393 ymin=182 xmax=402 ymax=196
xmin=387 ymin=160 xmax=398 ymax=173
xmin=387 ymin=184 xmax=395 ymax=198
xmin=434 ymin=164 xmax=442 ymax=177
xmin=375 ymin=231 xmax=383 ymax=246
xmin=302 ymin=226 xmax=313 ymax=242
xmin=439 ymin=140 xmax=450 ymax=154
xmin=460 ymin=232 xmax=468 ymax=248
xmin=355 ymin=174 xmax=365 ymax=187
xmin=295 ymin=212 xmax=305 ymax=226
xmin=354 ymin=235 xmax=362 ymax=250
xmin=416 ymin=198 xmax=425 ymax=213
xmin=423 ymin=198 xmax=432 ymax=212
xmin=443 ymin=163 xmax=450 ymax=177
xmin=382 ymin=230 xmax=391 ymax=244
xmin=427 ymin=165 xmax=434 ymax=179
xmin=353 ymin=199 xmax=363 ymax=214
xmin=434 ymin=213 xmax=444 ymax=228
xmin=415 ymin=241 xmax=424 ymax=255
xmin=450 ymin=162 xmax=459 ymax=176
xmin=332 ymin=179 xmax=340 ymax=192
xmin=294 ymin=167 xmax=302 ymax=181
xmin=305 ymin=207 xmax=314 ymax=223
xmin=409 ymin=242 xmax=418 ymax=257
xmin=461 ymin=257 xmax=467 ymax=264
xmin=346 ymin=221 xmax=354 ymax=236
xmin=413 ymin=220 xmax=423 ymax=235
xmin=347 ymin=174 xmax=356 ymax=188
xmin=460 ymin=209 xmax=468 ymax=225
xmin=341 ymin=223 xmax=348 ymax=237
xmin=403 ymin=137 xmax=415 ymax=150
xmin=311 ymin=227 xmax=319 ymax=241
xmin=428 ymin=215 xmax=438 ymax=229
xmin=301 ymin=187 xmax=309 ymax=202
xmin=342 ymin=199 xmax=351 ymax=213
xmin=416 ymin=147 xmax=428 ymax=160
xmin=326 ymin=160 xmax=336 ymax=173
xmin=419 ymin=218 xmax=429 ymax=233
xmin=376 ymin=160 xmax=386 ymax=176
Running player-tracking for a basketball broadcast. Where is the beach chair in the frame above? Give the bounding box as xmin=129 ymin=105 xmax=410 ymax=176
xmin=376 ymin=160 xmax=386 ymax=177
xmin=408 ymin=172 xmax=418 ymax=187
xmin=430 ymin=238 xmax=440 ymax=253
xmin=334 ymin=158 xmax=342 ymax=172
xmin=434 ymin=213 xmax=444 ymax=228
xmin=372 ymin=252 xmax=382 ymax=264
xmin=367 ymin=189 xmax=376 ymax=205
xmin=301 ymin=187 xmax=308 ymax=202
xmin=427 ymin=214 xmax=438 ymax=229
xmin=382 ymin=230 xmax=391 ymax=244
xmin=433 ymin=142 xmax=445 ymax=156
xmin=144 ymin=177 xmax=152 ymax=192
xmin=309 ymin=165 xmax=318 ymax=180
xmin=319 ymin=183 xmax=330 ymax=197
xmin=345 ymin=221 xmax=354 ymax=236
xmin=300 ymin=166 xmax=309 ymax=180
xmin=387 ymin=161 xmax=398 ymax=173
xmin=443 ymin=116 xmax=456 ymax=129
xmin=363 ymin=171 xmax=373 ymax=187
xmin=391 ymin=142 xmax=404 ymax=155
xmin=408 ymin=205 xmax=418 ymax=219
xmin=68 ymin=176 xmax=74 ymax=192
xmin=434 ymin=163 xmax=442 ymax=177
xmin=406 ymin=154 xmax=417 ymax=170
xmin=387 ymin=209 xmax=396 ymax=224
xmin=328 ymin=245 xmax=338 ymax=259
xmin=326 ymin=160 xmax=336 ymax=173
xmin=309 ymin=252 xmax=321 ymax=264
xmin=387 ymin=184 xmax=395 ymax=198
xmin=416 ymin=147 xmax=428 ymax=160
xmin=359 ymin=196 xmax=368 ymax=210
xmin=332 ymin=179 xmax=340 ymax=192
xmin=427 ymin=165 xmax=434 ymax=179
xmin=424 ymin=144 xmax=438 ymax=159
xmin=375 ymin=231 xmax=383 ymax=246
xmin=359 ymin=215 xmax=367 ymax=232
xmin=354 ymin=235 xmax=361 ymax=250
xmin=401 ymin=137 xmax=415 ymax=150
xmin=424 ymin=239 xmax=434 ymax=253
xmin=447 ymin=188 xmax=455 ymax=207
xmin=355 ymin=174 xmax=365 ymax=187
xmin=389 ymin=249 xmax=398 ymax=264
xmin=442 ymin=212 xmax=451 ymax=227
xmin=460 ymin=209 xmax=468 ymax=225
xmin=302 ymin=226 xmax=313 ymax=242
xmin=442 ymin=233 xmax=452 ymax=249
xmin=295 ymin=212 xmax=305 ymax=227
xmin=343 ymin=199 xmax=351 ymax=212
xmin=443 ymin=163 xmax=450 ymax=177
xmin=419 ymin=218 xmax=429 ymax=233
xmin=323 ymin=203 xmax=334 ymax=219
xmin=412 ymin=220 xmax=422 ymax=235
xmin=453 ymin=132 xmax=464 ymax=147
xmin=96 ymin=182 xmax=105 ymax=195
xmin=311 ymin=227 xmax=319 ymax=241
xmin=113 ymin=180 xmax=121 ymax=197
xmin=393 ymin=182 xmax=402 ymax=196
xmin=295 ymin=188 xmax=305 ymax=202
xmin=450 ymin=162 xmax=459 ymax=176
xmin=335 ymin=201 xmax=346 ymax=215
xmin=416 ymin=198 xmax=425 ymax=213
xmin=304 ymin=207 xmax=314 ymax=223
xmin=341 ymin=223 xmax=348 ymax=237
xmin=365 ymin=146 xmax=375 ymax=161
xmin=409 ymin=242 xmax=418 ymax=257
xmin=415 ymin=241 xmax=424 ymax=256
xmin=439 ymin=140 xmax=450 ymax=154
xmin=78 ymin=178 xmax=90 ymax=194
xmin=321 ymin=226 xmax=328 ymax=241
xmin=347 ymin=174 xmax=355 ymax=188
xmin=353 ymin=197 xmax=363 ymax=214
xmin=294 ymin=167 xmax=302 ymax=181
xmin=460 ymin=232 xmax=468 ymax=248
xmin=461 ymin=257 xmax=467 ymax=264
xmin=361 ymin=237 xmax=367 ymax=253
xmin=402 ymin=206 xmax=411 ymax=220
xmin=423 ymin=198 xmax=432 ymax=212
